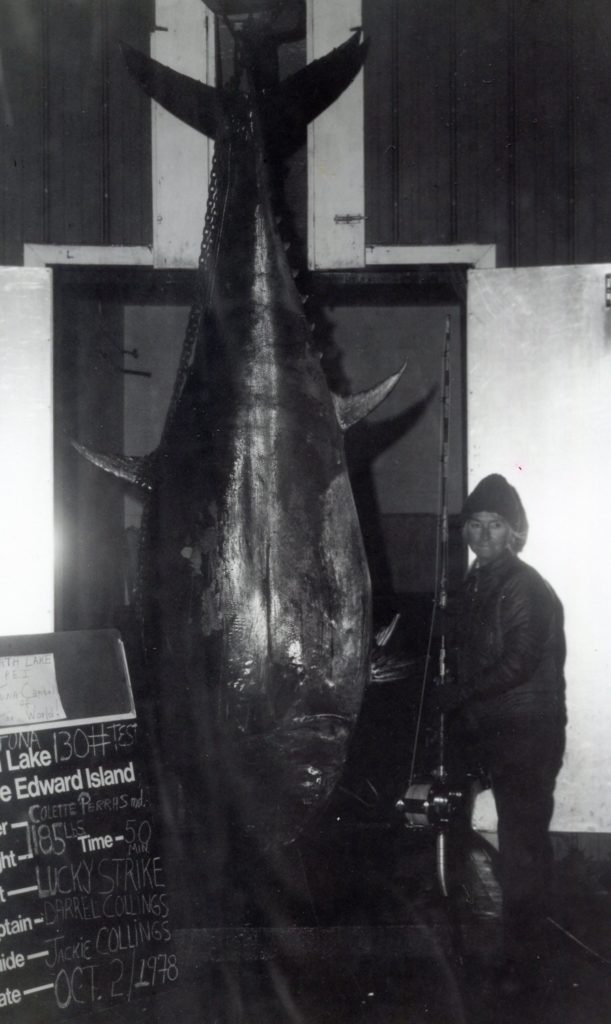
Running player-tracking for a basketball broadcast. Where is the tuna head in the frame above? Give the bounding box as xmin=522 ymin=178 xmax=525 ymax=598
xmin=82 ymin=30 xmax=405 ymax=849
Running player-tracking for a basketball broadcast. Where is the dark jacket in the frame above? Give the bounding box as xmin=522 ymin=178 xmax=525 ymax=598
xmin=453 ymin=550 xmax=566 ymax=731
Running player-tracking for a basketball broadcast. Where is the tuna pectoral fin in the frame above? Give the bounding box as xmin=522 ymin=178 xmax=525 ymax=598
xmin=332 ymin=362 xmax=407 ymax=431
xmin=121 ymin=43 xmax=218 ymax=140
xmin=269 ymin=32 xmax=368 ymax=156
xmin=72 ymin=441 xmax=154 ymax=492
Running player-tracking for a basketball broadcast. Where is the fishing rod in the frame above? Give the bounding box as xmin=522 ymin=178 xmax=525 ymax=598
xmin=394 ymin=315 xmax=472 ymax=898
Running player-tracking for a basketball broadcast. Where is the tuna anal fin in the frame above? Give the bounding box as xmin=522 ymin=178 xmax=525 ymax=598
xmin=72 ymin=441 xmax=154 ymax=492
xmin=332 ymin=362 xmax=407 ymax=432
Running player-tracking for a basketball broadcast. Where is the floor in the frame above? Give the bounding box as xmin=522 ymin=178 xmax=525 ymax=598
xmin=75 ymin=820 xmax=611 ymax=1024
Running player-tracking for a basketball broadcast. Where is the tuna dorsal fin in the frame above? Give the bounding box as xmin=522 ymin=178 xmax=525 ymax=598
xmin=72 ymin=442 xmax=154 ymax=492
xmin=121 ymin=43 xmax=218 ymax=140
xmin=267 ymin=32 xmax=368 ymax=157
xmin=332 ymin=363 xmax=407 ymax=432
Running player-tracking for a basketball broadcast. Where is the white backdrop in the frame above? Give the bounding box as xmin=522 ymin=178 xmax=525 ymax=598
xmin=0 ymin=268 xmax=54 ymax=636
xmin=467 ymin=264 xmax=611 ymax=833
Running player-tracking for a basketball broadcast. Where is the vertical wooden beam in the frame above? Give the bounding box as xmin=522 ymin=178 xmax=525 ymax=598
xmin=151 ymin=0 xmax=215 ymax=268
xmin=506 ymin=0 xmax=519 ymax=267
xmin=448 ymin=0 xmax=459 ymax=245
xmin=41 ymin=0 xmax=51 ymax=245
xmin=307 ymin=0 xmax=365 ymax=269
xmin=100 ymin=0 xmax=111 ymax=246
xmin=566 ymin=0 xmax=576 ymax=265
xmin=390 ymin=0 xmax=400 ymax=245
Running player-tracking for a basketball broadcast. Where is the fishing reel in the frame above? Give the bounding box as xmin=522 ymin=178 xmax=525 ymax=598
xmin=395 ymin=771 xmax=477 ymax=833
xmin=395 ymin=772 xmax=482 ymax=899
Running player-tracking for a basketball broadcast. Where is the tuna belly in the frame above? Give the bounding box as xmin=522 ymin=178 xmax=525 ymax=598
xmin=228 ymin=713 xmax=353 ymax=847
xmin=145 ymin=404 xmax=371 ymax=844
xmin=216 ymin=451 xmax=371 ymax=714
xmin=211 ymin=478 xmax=371 ymax=843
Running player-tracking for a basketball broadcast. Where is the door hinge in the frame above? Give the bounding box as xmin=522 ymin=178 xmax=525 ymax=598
xmin=334 ymin=213 xmax=365 ymax=225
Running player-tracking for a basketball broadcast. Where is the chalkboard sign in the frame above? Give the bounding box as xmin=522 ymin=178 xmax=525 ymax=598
xmin=0 ymin=630 xmax=177 ymax=1020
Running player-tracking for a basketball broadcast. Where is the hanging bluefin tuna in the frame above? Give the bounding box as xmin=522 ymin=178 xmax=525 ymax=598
xmin=77 ymin=15 xmax=405 ymax=850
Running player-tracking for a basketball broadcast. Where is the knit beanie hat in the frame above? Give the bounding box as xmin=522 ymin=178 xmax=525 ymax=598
xmin=461 ymin=474 xmax=528 ymax=540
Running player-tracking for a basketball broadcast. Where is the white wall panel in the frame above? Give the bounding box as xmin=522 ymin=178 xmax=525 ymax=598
xmin=0 ymin=268 xmax=54 ymax=635
xmin=467 ymin=264 xmax=611 ymax=833
xmin=307 ymin=0 xmax=365 ymax=269
xmin=152 ymin=0 xmax=215 ymax=268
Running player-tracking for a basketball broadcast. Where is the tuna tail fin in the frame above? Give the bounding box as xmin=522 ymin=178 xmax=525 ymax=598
xmin=72 ymin=441 xmax=155 ymax=492
xmin=332 ymin=362 xmax=407 ymax=432
xmin=121 ymin=43 xmax=218 ymax=140
xmin=267 ymin=31 xmax=368 ymax=157
xmin=121 ymin=32 xmax=365 ymax=153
